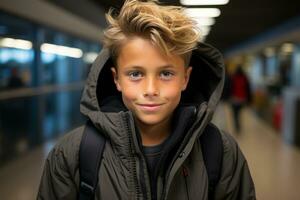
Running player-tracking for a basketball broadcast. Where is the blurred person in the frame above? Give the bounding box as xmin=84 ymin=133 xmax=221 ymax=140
xmin=37 ymin=1 xmax=255 ymax=199
xmin=230 ymin=65 xmax=252 ymax=133
xmin=1 ymin=67 xmax=27 ymax=158
xmin=7 ymin=67 xmax=24 ymax=89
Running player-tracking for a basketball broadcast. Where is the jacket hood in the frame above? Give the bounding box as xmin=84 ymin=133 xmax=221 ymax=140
xmin=80 ymin=42 xmax=224 ymax=139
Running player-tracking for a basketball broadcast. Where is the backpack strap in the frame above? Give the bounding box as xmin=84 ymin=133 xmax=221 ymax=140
xmin=200 ymin=123 xmax=224 ymax=199
xmin=78 ymin=120 xmax=106 ymax=200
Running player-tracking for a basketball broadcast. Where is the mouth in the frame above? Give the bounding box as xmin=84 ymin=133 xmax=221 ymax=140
xmin=136 ymin=103 xmax=165 ymax=112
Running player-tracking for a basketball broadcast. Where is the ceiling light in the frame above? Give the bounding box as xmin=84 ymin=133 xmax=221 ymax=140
xmin=193 ymin=17 xmax=215 ymax=26
xmin=198 ymin=26 xmax=211 ymax=36
xmin=83 ymin=52 xmax=98 ymax=63
xmin=41 ymin=43 xmax=83 ymax=58
xmin=0 ymin=37 xmax=32 ymax=50
xmin=281 ymin=43 xmax=294 ymax=53
xmin=185 ymin=8 xmax=221 ymax=18
xmin=180 ymin=0 xmax=229 ymax=6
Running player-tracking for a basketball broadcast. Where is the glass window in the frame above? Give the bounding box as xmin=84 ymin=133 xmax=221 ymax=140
xmin=0 ymin=11 xmax=101 ymax=166
xmin=0 ymin=12 xmax=35 ymax=90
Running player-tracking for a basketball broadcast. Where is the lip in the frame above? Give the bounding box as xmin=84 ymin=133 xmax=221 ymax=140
xmin=137 ymin=103 xmax=164 ymax=112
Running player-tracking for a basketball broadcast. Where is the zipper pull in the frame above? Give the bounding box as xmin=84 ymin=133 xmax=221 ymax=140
xmin=182 ymin=166 xmax=190 ymax=200
xmin=182 ymin=166 xmax=189 ymax=177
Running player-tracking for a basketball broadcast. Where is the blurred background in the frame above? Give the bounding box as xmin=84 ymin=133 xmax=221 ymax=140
xmin=0 ymin=0 xmax=300 ymax=199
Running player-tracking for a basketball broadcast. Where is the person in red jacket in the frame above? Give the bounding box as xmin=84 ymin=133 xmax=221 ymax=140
xmin=230 ymin=65 xmax=252 ymax=133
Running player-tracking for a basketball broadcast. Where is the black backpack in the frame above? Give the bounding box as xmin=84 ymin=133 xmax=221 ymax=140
xmin=78 ymin=120 xmax=223 ymax=200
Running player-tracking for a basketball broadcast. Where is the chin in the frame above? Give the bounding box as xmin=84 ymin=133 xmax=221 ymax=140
xmin=136 ymin=115 xmax=168 ymax=126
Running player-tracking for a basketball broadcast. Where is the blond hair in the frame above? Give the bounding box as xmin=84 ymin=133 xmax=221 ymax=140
xmin=103 ymin=0 xmax=200 ymax=66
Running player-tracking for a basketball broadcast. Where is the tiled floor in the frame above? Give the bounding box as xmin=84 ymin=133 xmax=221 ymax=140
xmin=0 ymin=141 xmax=55 ymax=200
xmin=1 ymin=103 xmax=300 ymax=199
xmin=213 ymin=103 xmax=300 ymax=200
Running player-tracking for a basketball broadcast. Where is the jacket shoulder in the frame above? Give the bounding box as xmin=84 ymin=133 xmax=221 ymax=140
xmin=52 ymin=126 xmax=84 ymax=153
xmin=37 ymin=126 xmax=86 ymax=199
xmin=219 ymin=130 xmax=241 ymax=157
xmin=215 ymin=130 xmax=256 ymax=199
xmin=219 ymin=129 xmax=248 ymax=172
xmin=203 ymin=123 xmax=239 ymax=159
xmin=47 ymin=126 xmax=85 ymax=174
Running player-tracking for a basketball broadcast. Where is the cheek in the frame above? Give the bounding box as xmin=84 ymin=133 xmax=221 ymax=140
xmin=118 ymin=79 xmax=138 ymax=98
xmin=121 ymin=85 xmax=139 ymax=105
xmin=162 ymin=84 xmax=182 ymax=101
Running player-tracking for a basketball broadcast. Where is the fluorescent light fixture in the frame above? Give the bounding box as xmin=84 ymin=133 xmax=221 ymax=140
xmin=0 ymin=37 xmax=32 ymax=50
xmin=83 ymin=52 xmax=98 ymax=63
xmin=193 ymin=17 xmax=215 ymax=26
xmin=181 ymin=0 xmax=229 ymax=6
xmin=198 ymin=26 xmax=211 ymax=36
xmin=41 ymin=43 xmax=83 ymax=58
xmin=185 ymin=8 xmax=221 ymax=18
xmin=281 ymin=43 xmax=294 ymax=53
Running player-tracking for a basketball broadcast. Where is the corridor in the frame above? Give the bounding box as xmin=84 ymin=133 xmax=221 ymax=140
xmin=0 ymin=104 xmax=300 ymax=199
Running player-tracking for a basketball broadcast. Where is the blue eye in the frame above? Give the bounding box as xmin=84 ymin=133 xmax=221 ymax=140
xmin=128 ymin=71 xmax=143 ymax=80
xmin=160 ymin=71 xmax=174 ymax=80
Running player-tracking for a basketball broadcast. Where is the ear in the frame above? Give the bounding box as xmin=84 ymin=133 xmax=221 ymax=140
xmin=111 ymin=67 xmax=122 ymax=91
xmin=182 ymin=66 xmax=192 ymax=91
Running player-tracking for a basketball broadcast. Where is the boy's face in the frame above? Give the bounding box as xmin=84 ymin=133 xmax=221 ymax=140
xmin=111 ymin=37 xmax=192 ymax=126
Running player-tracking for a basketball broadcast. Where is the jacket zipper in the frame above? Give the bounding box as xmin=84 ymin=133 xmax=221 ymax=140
xmin=182 ymin=166 xmax=190 ymax=200
xmin=160 ymin=122 xmax=197 ymax=200
xmin=124 ymin=113 xmax=149 ymax=200
xmin=161 ymin=103 xmax=207 ymax=200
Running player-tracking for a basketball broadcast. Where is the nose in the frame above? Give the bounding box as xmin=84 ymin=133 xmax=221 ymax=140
xmin=143 ymin=76 xmax=159 ymax=97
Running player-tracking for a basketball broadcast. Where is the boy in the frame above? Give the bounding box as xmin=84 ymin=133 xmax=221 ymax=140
xmin=37 ymin=0 xmax=256 ymax=199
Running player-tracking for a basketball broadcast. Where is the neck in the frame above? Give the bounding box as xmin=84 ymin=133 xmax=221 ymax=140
xmin=136 ymin=117 xmax=172 ymax=146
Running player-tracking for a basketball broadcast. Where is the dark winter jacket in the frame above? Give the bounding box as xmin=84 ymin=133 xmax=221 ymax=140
xmin=37 ymin=42 xmax=256 ymax=200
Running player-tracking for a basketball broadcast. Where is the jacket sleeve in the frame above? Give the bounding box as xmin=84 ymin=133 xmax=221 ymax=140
xmin=214 ymin=132 xmax=256 ymax=200
xmin=37 ymin=128 xmax=83 ymax=200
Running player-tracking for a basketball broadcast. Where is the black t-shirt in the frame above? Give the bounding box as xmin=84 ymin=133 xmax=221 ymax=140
xmin=140 ymin=106 xmax=196 ymax=199
xmin=143 ymin=138 xmax=168 ymax=200
xmin=143 ymin=142 xmax=165 ymax=175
